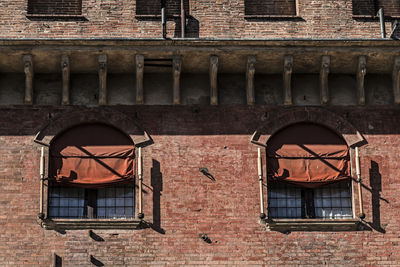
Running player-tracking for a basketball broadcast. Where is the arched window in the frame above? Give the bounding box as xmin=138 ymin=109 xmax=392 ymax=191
xmin=266 ymin=123 xmax=353 ymax=219
xmin=48 ymin=123 xmax=135 ymax=219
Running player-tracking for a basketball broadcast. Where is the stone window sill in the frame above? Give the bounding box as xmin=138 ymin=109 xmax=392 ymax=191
xmin=135 ymin=14 xmax=183 ymax=19
xmin=244 ymin=15 xmax=302 ymax=20
xmin=40 ymin=218 xmax=143 ymax=230
xmin=263 ymin=218 xmax=362 ymax=232
xmin=26 ymin=14 xmax=86 ymax=20
xmin=353 ymin=15 xmax=400 ymax=20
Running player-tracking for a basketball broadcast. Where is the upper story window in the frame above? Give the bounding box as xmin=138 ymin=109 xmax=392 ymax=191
xmin=47 ymin=123 xmax=135 ymax=219
xmin=136 ymin=0 xmax=189 ymax=17
xmin=352 ymin=0 xmax=400 ymax=17
xmin=27 ymin=0 xmax=82 ymax=16
xmin=266 ymin=123 xmax=353 ymax=219
xmin=244 ymin=0 xmax=297 ymax=17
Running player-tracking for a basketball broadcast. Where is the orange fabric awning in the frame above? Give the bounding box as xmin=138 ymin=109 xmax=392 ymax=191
xmin=49 ymin=123 xmax=135 ymax=188
xmin=267 ymin=123 xmax=351 ymax=188
xmin=51 ymin=145 xmax=135 ymax=187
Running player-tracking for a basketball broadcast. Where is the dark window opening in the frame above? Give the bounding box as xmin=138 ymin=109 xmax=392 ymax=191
xmin=268 ymin=181 xmax=353 ymax=219
xmin=27 ymin=0 xmax=82 ymax=15
xmin=353 ymin=0 xmax=400 ymax=17
xmin=136 ymin=0 xmax=189 ymax=17
xmin=48 ymin=185 xmax=134 ymax=219
xmin=244 ymin=0 xmax=297 ymax=16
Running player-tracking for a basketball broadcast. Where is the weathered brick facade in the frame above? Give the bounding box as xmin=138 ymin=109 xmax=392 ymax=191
xmin=0 ymin=0 xmax=400 ymax=266
xmin=0 ymin=0 xmax=397 ymax=38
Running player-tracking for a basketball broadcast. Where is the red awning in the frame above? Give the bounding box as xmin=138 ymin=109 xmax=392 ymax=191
xmin=49 ymin=123 xmax=135 ymax=188
xmin=267 ymin=123 xmax=350 ymax=188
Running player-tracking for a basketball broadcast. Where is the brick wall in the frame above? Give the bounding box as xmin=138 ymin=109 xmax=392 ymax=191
xmin=0 ymin=0 xmax=394 ymax=39
xmin=0 ymin=106 xmax=399 ymax=266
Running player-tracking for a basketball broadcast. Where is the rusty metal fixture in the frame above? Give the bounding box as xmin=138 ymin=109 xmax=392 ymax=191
xmin=199 ymin=233 xmax=211 ymax=243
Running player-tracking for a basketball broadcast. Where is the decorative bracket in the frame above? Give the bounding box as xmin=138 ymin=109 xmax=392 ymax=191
xmin=172 ymin=55 xmax=182 ymax=105
xmin=23 ymin=54 xmax=33 ymax=105
xmin=283 ymin=55 xmax=293 ymax=106
xmin=136 ymin=54 xmax=144 ymax=104
xmin=320 ymin=55 xmax=330 ymax=105
xmin=246 ymin=55 xmax=256 ymax=105
xmin=61 ymin=55 xmax=70 ymax=105
xmin=357 ymin=56 xmax=367 ymax=105
xmin=98 ymin=54 xmax=107 ymax=105
xmin=210 ymin=55 xmax=218 ymax=105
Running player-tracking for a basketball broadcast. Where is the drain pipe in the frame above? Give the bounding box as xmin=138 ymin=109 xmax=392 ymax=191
xmin=181 ymin=0 xmax=185 ymax=38
xmin=377 ymin=8 xmax=386 ymax=38
xmin=161 ymin=0 xmax=166 ymax=39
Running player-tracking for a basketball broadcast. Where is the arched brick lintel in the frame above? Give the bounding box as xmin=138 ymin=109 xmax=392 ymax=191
xmin=33 ymin=108 xmax=153 ymax=147
xmin=251 ymin=107 xmax=365 ymax=148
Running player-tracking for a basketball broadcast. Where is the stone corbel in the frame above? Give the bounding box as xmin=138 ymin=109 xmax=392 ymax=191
xmin=246 ymin=55 xmax=256 ymax=105
xmin=172 ymin=55 xmax=182 ymax=105
xmin=393 ymin=56 xmax=400 ymax=104
xmin=98 ymin=54 xmax=107 ymax=105
xmin=357 ymin=56 xmax=367 ymax=105
xmin=210 ymin=55 xmax=218 ymax=105
xmin=23 ymin=54 xmax=33 ymax=105
xmin=283 ymin=55 xmax=293 ymax=106
xmin=136 ymin=54 xmax=144 ymax=105
xmin=320 ymin=55 xmax=330 ymax=105
xmin=61 ymin=55 xmax=70 ymax=105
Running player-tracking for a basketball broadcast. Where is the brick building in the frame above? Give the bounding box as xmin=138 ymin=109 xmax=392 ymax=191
xmin=1 ymin=0 xmax=400 ymax=266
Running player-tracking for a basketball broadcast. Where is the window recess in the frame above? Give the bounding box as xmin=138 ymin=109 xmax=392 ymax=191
xmin=27 ymin=0 xmax=85 ymax=19
xmin=253 ymin=122 xmax=365 ymax=231
xmin=352 ymin=0 xmax=400 ymax=18
xmin=37 ymin=123 xmax=148 ymax=230
xmin=136 ymin=0 xmax=189 ymax=18
xmin=244 ymin=0 xmax=299 ymax=18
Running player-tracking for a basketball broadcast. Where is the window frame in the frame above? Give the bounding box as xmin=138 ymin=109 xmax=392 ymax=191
xmin=36 ymin=122 xmax=152 ymax=230
xmin=352 ymin=0 xmax=400 ymax=19
xmin=26 ymin=0 xmax=86 ymax=20
xmin=255 ymin=122 xmax=364 ymax=231
xmin=264 ymin=150 xmax=361 ymax=232
xmin=244 ymin=0 xmax=301 ymax=19
xmin=267 ymin=180 xmax=354 ymax=220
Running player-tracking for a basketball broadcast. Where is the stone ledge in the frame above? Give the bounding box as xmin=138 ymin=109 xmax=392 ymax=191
xmin=263 ymin=218 xmax=362 ymax=232
xmin=40 ymin=218 xmax=144 ymax=230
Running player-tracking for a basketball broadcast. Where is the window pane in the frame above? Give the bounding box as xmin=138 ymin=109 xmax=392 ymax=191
xmin=48 ymin=186 xmax=85 ymax=218
xmin=124 ymin=198 xmax=133 ymax=206
xmin=98 ymin=185 xmax=134 ymax=219
xmin=268 ymin=181 xmax=352 ymax=219
xmin=125 ymin=207 xmax=134 ymax=217
xmin=116 ymin=207 xmax=125 ymax=216
xmin=98 ymin=208 xmax=106 ymax=218
xmin=49 ymin=185 xmax=134 ymax=219
xmin=268 ymin=184 xmax=303 ymax=219
xmin=116 ymin=198 xmax=124 ymax=206
xmin=314 ymin=181 xmax=352 ymax=219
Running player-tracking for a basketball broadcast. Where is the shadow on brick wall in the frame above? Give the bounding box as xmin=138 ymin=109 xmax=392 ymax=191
xmin=174 ymin=16 xmax=199 ymax=38
xmin=150 ymin=159 xmax=165 ymax=234
xmin=368 ymin=160 xmax=387 ymax=233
